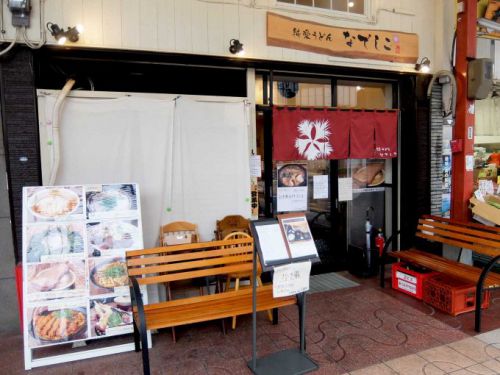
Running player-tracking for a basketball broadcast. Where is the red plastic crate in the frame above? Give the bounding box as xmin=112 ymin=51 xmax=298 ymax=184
xmin=391 ymin=262 xmax=439 ymax=300
xmin=423 ymin=274 xmax=490 ymax=316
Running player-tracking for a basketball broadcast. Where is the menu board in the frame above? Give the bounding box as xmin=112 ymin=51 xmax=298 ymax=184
xmin=22 ymin=183 xmax=144 ymax=352
xmin=251 ymin=214 xmax=319 ymax=271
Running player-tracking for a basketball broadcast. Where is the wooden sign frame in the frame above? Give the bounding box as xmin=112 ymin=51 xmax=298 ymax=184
xmin=267 ymin=12 xmax=419 ymax=63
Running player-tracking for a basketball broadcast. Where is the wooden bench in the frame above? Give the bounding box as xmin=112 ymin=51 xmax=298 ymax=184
xmin=380 ymin=215 xmax=500 ymax=332
xmin=126 ymin=237 xmax=296 ymax=375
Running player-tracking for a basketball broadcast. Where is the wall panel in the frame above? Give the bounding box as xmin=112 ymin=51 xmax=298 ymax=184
xmin=6 ymin=0 xmax=449 ymax=72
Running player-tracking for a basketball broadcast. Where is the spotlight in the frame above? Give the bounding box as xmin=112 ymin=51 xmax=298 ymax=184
xmin=47 ymin=22 xmax=66 ymax=44
xmin=229 ymin=39 xmax=244 ymax=56
xmin=47 ymin=22 xmax=83 ymax=45
xmin=66 ymin=24 xmax=83 ymax=42
xmin=415 ymin=57 xmax=431 ymax=73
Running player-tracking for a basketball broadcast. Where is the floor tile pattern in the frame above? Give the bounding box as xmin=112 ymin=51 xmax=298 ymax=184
xmin=2 ymin=279 xmax=499 ymax=374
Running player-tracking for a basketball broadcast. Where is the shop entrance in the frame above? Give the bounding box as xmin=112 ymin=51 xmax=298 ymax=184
xmin=256 ymin=73 xmax=398 ymax=274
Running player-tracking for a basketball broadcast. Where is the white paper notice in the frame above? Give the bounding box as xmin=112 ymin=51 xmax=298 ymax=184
xmin=277 ymin=186 xmax=308 ymax=212
xmin=338 ymin=178 xmax=353 ymax=201
xmin=273 ymin=261 xmax=311 ymax=297
xmin=250 ymin=155 xmax=262 ymax=178
xmin=255 ymin=224 xmax=290 ymax=264
xmin=466 ymin=155 xmax=474 ymax=172
xmin=313 ymin=175 xmax=329 ymax=199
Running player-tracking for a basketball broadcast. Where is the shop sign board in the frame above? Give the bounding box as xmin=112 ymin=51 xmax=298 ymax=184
xmin=22 ymin=183 xmax=148 ymax=369
xmin=267 ymin=12 xmax=419 ymax=63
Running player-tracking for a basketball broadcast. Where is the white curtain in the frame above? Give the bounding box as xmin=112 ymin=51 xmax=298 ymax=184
xmin=39 ymin=93 xmax=251 ymax=246
xmin=163 ymin=97 xmax=251 ymax=241
xmin=42 ymin=95 xmax=175 ymax=248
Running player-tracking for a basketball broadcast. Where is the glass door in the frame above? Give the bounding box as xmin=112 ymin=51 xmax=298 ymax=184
xmin=335 ymin=80 xmax=397 ymax=276
xmin=255 ymin=73 xmax=398 ymax=275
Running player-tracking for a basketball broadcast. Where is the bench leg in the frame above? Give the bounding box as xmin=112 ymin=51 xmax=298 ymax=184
xmin=272 ymin=308 xmax=278 ymax=325
xmin=133 ymin=320 xmax=140 ymax=352
xmin=232 ymin=278 xmax=240 ymax=330
xmin=140 ymin=323 xmax=150 ymax=375
xmin=475 ymin=255 xmax=500 ymax=333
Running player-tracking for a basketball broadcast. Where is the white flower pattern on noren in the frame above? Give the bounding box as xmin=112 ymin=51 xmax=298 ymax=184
xmin=294 ymin=119 xmax=333 ymax=160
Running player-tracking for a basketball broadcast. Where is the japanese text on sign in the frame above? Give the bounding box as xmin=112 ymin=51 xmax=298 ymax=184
xmin=267 ymin=12 xmax=418 ymax=63
xmin=273 ymin=261 xmax=311 ymax=297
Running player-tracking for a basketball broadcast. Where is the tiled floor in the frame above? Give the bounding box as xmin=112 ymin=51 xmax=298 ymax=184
xmin=3 ymin=271 xmax=499 ymax=374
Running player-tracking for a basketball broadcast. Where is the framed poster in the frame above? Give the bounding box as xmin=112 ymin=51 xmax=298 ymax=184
xmin=22 ymin=183 xmax=148 ymax=370
xmin=276 ymin=163 xmax=308 ymax=212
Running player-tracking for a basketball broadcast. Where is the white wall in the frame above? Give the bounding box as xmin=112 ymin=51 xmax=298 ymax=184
xmin=4 ymin=0 xmax=450 ymax=73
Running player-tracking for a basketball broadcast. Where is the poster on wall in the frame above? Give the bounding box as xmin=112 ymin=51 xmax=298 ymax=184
xmin=22 ymin=183 xmax=145 ymax=364
xmin=276 ymin=164 xmax=308 ymax=212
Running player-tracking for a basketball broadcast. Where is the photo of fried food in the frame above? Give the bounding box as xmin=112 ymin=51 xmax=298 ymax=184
xmin=31 ymin=308 xmax=87 ymax=343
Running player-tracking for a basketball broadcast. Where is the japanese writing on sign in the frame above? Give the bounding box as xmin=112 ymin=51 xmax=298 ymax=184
xmin=273 ymin=261 xmax=311 ymax=297
xmin=267 ymin=12 xmax=418 ymax=63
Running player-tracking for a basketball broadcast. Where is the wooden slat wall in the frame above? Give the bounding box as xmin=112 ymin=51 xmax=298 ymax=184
xmin=13 ymin=0 xmax=443 ymax=71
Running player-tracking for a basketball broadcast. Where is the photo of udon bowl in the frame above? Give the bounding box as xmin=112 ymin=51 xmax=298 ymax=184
xmin=28 ymin=188 xmax=80 ymax=219
xmin=278 ymin=164 xmax=307 ymax=187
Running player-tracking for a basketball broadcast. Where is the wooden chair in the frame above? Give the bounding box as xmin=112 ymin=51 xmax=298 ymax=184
xmin=160 ymin=221 xmax=199 ymax=246
xmin=159 ymin=221 xmax=200 ymax=342
xmin=223 ymin=231 xmax=273 ymax=329
xmin=215 ymin=215 xmax=250 ymax=240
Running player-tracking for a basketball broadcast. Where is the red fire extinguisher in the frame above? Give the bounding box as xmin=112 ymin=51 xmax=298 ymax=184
xmin=375 ymin=228 xmax=385 ymax=257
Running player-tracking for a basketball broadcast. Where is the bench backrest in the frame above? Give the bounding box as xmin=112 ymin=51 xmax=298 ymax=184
xmin=416 ymin=215 xmax=500 ymax=258
xmin=126 ymin=237 xmax=254 ymax=286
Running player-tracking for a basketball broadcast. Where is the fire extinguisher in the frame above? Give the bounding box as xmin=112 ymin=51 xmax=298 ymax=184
xmin=375 ymin=228 xmax=385 ymax=257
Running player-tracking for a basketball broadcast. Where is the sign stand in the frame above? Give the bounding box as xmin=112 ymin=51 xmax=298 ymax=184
xmin=248 ymin=219 xmax=319 ymax=375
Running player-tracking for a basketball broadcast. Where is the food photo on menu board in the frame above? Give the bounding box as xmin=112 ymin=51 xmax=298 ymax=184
xmin=27 ymin=302 xmax=89 ymax=348
xmin=86 ymin=219 xmax=142 ymax=257
xmin=26 ymin=260 xmax=87 ymax=302
xmin=90 ymin=296 xmax=133 ymax=338
xmin=278 ymin=214 xmax=319 ymax=259
xmin=25 ymin=186 xmax=84 ymax=222
xmin=25 ymin=223 xmax=85 ymax=263
xmin=86 ymin=184 xmax=138 ymax=220
xmin=88 ymin=257 xmax=129 ymax=296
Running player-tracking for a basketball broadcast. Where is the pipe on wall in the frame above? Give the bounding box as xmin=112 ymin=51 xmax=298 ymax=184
xmin=48 ymin=78 xmax=75 ymax=186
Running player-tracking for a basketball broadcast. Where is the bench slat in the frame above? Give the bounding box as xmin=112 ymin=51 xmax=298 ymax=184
xmin=416 ymin=231 xmax=499 ymax=258
xmin=126 ymin=238 xmax=252 ymax=257
xmin=389 ymin=249 xmax=500 ymax=288
xmin=135 ymin=262 xmax=255 ymax=285
xmin=127 ymin=253 xmax=253 ymax=276
xmin=422 ymin=215 xmax=500 ymax=235
xmin=134 ymin=285 xmax=295 ymax=330
xmin=418 ymin=220 xmax=500 ymax=246
xmin=127 ymin=246 xmax=252 ymax=267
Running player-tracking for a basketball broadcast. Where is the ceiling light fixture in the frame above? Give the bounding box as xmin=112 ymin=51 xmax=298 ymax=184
xmin=229 ymin=39 xmax=244 ymax=56
xmin=415 ymin=57 xmax=431 ymax=73
xmin=47 ymin=22 xmax=83 ymax=45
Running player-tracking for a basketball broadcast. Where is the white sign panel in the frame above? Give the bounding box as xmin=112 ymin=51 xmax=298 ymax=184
xmin=313 ymin=175 xmax=329 ymax=199
xmin=22 ymin=183 xmax=146 ymax=368
xmin=338 ymin=178 xmax=353 ymax=201
xmin=273 ymin=261 xmax=311 ymax=297
xmin=255 ymin=224 xmax=290 ymax=265
xmin=250 ymin=155 xmax=262 ymax=178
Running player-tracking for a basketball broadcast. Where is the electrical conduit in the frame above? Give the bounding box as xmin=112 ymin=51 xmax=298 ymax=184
xmin=48 ymin=78 xmax=75 ymax=186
